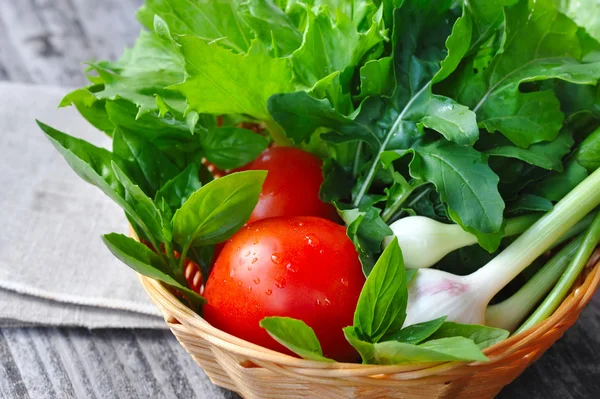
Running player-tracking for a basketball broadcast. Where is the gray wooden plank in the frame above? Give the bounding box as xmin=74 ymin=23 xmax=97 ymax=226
xmin=1 ymin=329 xmax=57 ymax=399
xmin=0 ymin=331 xmax=31 ymax=399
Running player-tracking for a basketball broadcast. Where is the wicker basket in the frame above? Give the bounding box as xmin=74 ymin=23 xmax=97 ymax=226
xmin=138 ymin=248 xmax=600 ymax=399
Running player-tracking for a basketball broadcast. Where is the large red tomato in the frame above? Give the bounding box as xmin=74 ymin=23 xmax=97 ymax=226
xmin=240 ymin=147 xmax=336 ymax=224
xmin=203 ymin=216 xmax=364 ymax=362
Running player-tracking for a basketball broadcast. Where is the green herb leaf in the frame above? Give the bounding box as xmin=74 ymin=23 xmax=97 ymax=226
xmin=172 ymin=171 xmax=267 ymax=248
xmin=576 ymin=126 xmax=600 ymax=172
xmin=102 ymin=233 xmax=205 ymax=307
xmin=173 ymin=37 xmax=294 ymax=122
xmin=359 ymin=57 xmax=394 ymax=98
xmin=452 ymin=0 xmax=600 ymax=148
xmin=291 ymin=6 xmax=385 ymax=88
xmin=353 ymin=238 xmax=407 ymax=342
xmin=485 ymin=130 xmax=574 ymax=172
xmin=337 ymin=204 xmax=393 ymax=275
xmin=89 ymin=30 xmax=187 ymax=116
xmin=137 ymin=0 xmax=254 ymax=54
xmin=59 ymin=88 xmax=114 ymax=134
xmin=112 ymin=161 xmax=171 ymax=243
xmin=260 ymin=317 xmax=334 ymax=362
xmin=386 ymin=316 xmax=447 ymax=344
xmin=155 ymin=164 xmax=204 ymax=218
xmin=428 ymin=322 xmax=509 ymax=349
xmin=528 ymin=159 xmax=589 ymax=201
xmin=112 ymin=128 xmax=182 ymax=197
xmin=409 ymin=141 xmax=505 ymax=251
xmin=373 ymin=337 xmax=488 ymax=364
xmin=201 ymin=127 xmax=269 ymax=170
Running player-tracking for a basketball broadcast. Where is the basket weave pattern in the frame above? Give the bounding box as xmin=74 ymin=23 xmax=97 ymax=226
xmin=139 ymin=249 xmax=600 ymax=399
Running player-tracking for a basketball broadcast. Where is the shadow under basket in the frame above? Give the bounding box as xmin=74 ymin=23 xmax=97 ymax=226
xmin=138 ymin=249 xmax=600 ymax=399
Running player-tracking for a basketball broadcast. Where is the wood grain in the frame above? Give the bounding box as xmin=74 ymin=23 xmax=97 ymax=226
xmin=0 ymin=0 xmax=598 ymax=398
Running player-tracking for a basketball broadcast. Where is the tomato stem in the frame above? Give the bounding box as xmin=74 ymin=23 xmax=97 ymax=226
xmin=264 ymin=119 xmax=292 ymax=147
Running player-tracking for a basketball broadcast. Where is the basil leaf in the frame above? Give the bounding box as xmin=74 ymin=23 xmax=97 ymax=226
xmin=260 ymin=317 xmax=334 ymax=362
xmin=112 ymin=128 xmax=182 ymax=197
xmin=112 ymin=161 xmax=171 ymax=243
xmin=201 ymin=127 xmax=269 ymax=170
xmin=428 ymin=322 xmax=509 ymax=350
xmin=336 ymin=204 xmax=393 ymax=276
xmin=373 ymin=337 xmax=488 ymax=364
xmin=155 ymin=164 xmax=204 ymax=218
xmin=353 ymin=238 xmax=407 ymax=343
xmin=102 ymin=233 xmax=205 ymax=307
xmin=387 ymin=316 xmax=448 ymax=344
xmin=345 ymin=327 xmax=488 ymax=364
xmin=172 ymin=171 xmax=267 ymax=248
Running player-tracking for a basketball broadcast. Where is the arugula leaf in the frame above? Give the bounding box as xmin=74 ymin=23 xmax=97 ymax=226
xmin=451 ymin=0 xmax=600 ymax=148
xmin=484 ymin=130 xmax=574 ymax=172
xmin=174 ymin=37 xmax=294 ymax=123
xmin=408 ymin=141 xmax=505 ymax=251
xmin=386 ymin=316 xmax=447 ymax=345
xmin=155 ymin=164 xmax=204 ymax=218
xmin=137 ymin=0 xmax=253 ymax=53
xmin=528 ymin=159 xmax=589 ymax=201
xmin=428 ymin=322 xmax=509 ymax=350
xmin=102 ymin=233 xmax=205 ymax=307
xmin=506 ymin=194 xmax=554 ymax=215
xmin=172 ymin=171 xmax=267 ymax=248
xmin=353 ymin=238 xmax=407 ymax=342
xmin=260 ymin=317 xmax=334 ymax=362
xmin=201 ymin=127 xmax=269 ymax=170
xmin=112 ymin=128 xmax=182 ymax=197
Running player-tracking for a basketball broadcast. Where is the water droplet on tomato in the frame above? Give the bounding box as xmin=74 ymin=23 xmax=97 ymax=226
xmin=298 ymin=222 xmax=304 ymax=227
xmin=319 ymin=249 xmax=324 ymax=255
xmin=305 ymin=234 xmax=319 ymax=247
xmin=275 ymin=278 xmax=286 ymax=289
xmin=271 ymin=253 xmax=283 ymax=264
xmin=223 ymin=279 xmax=227 ymax=284
xmin=324 ymin=298 xmax=331 ymax=306
xmin=229 ymin=270 xmax=235 ymax=277
xmin=253 ymin=240 xmax=259 ymax=245
xmin=316 ymin=299 xmax=321 ymax=306
xmin=253 ymin=277 xmax=261 ymax=285
xmin=286 ymin=263 xmax=297 ymax=273
xmin=237 ymin=281 xmax=242 ymax=287
xmin=244 ymin=250 xmax=251 ymax=257
xmin=265 ymin=289 xmax=272 ymax=296
xmin=252 ymin=258 xmax=258 ymax=264
xmin=341 ymin=278 xmax=348 ymax=287
xmin=247 ymin=265 xmax=252 ymax=271
xmin=247 ymin=286 xmax=253 ymax=293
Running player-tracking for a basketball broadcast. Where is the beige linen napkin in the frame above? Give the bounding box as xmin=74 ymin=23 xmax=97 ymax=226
xmin=0 ymin=82 xmax=166 ymax=328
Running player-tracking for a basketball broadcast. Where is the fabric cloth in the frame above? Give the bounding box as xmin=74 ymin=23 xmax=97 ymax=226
xmin=0 ymin=82 xmax=166 ymax=328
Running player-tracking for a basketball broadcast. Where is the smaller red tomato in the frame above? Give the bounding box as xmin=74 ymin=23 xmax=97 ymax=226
xmin=203 ymin=216 xmax=364 ymax=362
xmin=240 ymin=147 xmax=337 ymax=224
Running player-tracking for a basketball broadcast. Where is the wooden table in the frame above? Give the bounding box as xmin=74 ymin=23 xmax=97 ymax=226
xmin=0 ymin=1 xmax=598 ymax=398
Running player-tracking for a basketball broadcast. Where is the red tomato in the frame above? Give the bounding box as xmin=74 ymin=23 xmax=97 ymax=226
xmin=240 ymin=147 xmax=336 ymax=224
xmin=203 ymin=216 xmax=364 ymax=362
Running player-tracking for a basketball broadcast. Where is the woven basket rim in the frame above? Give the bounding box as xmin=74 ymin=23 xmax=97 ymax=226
xmin=138 ymin=238 xmax=600 ymax=376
